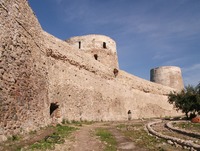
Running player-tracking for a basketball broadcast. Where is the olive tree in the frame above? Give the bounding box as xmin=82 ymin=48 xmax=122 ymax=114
xmin=168 ymin=83 xmax=200 ymax=119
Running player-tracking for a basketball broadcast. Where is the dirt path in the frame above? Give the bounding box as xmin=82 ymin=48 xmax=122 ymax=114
xmin=108 ymin=127 xmax=146 ymax=151
xmin=2 ymin=120 xmax=189 ymax=151
xmin=53 ymin=122 xmax=147 ymax=151
xmin=53 ymin=123 xmax=105 ymax=151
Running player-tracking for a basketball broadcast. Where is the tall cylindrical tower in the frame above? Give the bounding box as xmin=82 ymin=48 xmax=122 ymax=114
xmin=65 ymin=34 xmax=119 ymax=69
xmin=150 ymin=66 xmax=184 ymax=91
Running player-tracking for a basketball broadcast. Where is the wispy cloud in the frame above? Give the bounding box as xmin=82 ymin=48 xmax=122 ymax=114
xmin=182 ymin=64 xmax=200 ymax=72
xmin=40 ymin=0 xmax=200 ymax=85
xmin=59 ymin=0 xmax=200 ymax=38
xmin=182 ymin=64 xmax=200 ymax=86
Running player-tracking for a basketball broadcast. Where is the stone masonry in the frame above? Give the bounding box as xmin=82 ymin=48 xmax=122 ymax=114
xmin=66 ymin=35 xmax=119 ymax=69
xmin=150 ymin=66 xmax=184 ymax=90
xmin=0 ymin=0 xmax=183 ymax=141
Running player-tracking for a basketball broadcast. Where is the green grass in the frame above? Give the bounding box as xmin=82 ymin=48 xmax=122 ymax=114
xmin=29 ymin=140 xmax=55 ymax=150
xmin=81 ymin=120 xmax=95 ymax=125
xmin=117 ymin=123 xmax=186 ymax=151
xmin=28 ymin=124 xmax=78 ymax=150
xmin=96 ymin=128 xmax=117 ymax=151
xmin=62 ymin=119 xmax=96 ymax=126
xmin=71 ymin=120 xmax=83 ymax=126
xmin=29 ymin=130 xmax=37 ymax=135
xmin=61 ymin=119 xmax=71 ymax=124
xmin=123 ymin=127 xmax=163 ymax=150
xmin=174 ymin=122 xmax=200 ymax=132
xmin=116 ymin=124 xmax=126 ymax=129
xmin=7 ymin=135 xmax=21 ymax=141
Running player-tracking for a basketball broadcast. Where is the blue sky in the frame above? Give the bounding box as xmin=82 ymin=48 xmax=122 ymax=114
xmin=28 ymin=0 xmax=200 ymax=86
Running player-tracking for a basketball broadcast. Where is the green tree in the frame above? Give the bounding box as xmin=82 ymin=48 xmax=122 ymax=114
xmin=168 ymin=83 xmax=200 ymax=119
xmin=195 ymin=82 xmax=200 ymax=114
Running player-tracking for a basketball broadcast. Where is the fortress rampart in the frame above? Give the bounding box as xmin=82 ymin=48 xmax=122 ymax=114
xmin=150 ymin=66 xmax=184 ymax=90
xmin=0 ymin=0 xmax=183 ymax=142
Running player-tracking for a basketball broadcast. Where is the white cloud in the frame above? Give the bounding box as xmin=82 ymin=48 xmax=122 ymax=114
xmin=182 ymin=64 xmax=200 ymax=72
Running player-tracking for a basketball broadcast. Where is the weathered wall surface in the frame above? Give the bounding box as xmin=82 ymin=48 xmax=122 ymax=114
xmin=0 ymin=0 xmax=182 ymax=142
xmin=66 ymin=35 xmax=119 ymax=69
xmin=150 ymin=66 xmax=184 ymax=90
xmin=0 ymin=0 xmax=50 ymax=141
xmin=46 ymin=32 xmax=180 ymax=121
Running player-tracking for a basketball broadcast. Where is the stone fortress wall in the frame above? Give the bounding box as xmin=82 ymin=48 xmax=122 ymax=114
xmin=150 ymin=66 xmax=184 ymax=90
xmin=0 ymin=0 xmax=50 ymax=141
xmin=0 ymin=0 xmax=184 ymax=141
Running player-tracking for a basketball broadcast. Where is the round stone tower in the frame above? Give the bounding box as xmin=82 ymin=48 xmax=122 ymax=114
xmin=150 ymin=66 xmax=184 ymax=91
xmin=65 ymin=34 xmax=119 ymax=69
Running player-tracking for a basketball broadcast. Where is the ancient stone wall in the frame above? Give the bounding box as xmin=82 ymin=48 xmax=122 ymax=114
xmin=66 ymin=35 xmax=119 ymax=69
xmin=150 ymin=66 xmax=184 ymax=90
xmin=0 ymin=0 xmax=182 ymax=142
xmin=0 ymin=0 xmax=50 ymax=141
xmin=46 ymin=34 xmax=180 ymax=121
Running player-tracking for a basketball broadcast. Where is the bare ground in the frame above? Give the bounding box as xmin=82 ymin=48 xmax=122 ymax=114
xmin=1 ymin=119 xmax=197 ymax=151
xmin=52 ymin=121 xmax=147 ymax=151
xmin=53 ymin=123 xmax=105 ymax=151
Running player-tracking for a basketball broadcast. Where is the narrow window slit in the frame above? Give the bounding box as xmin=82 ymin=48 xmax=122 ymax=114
xmin=94 ymin=54 xmax=98 ymax=60
xmin=79 ymin=41 xmax=81 ymax=49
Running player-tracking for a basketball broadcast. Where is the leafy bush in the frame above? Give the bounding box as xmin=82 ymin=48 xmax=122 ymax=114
xmin=168 ymin=83 xmax=200 ymax=119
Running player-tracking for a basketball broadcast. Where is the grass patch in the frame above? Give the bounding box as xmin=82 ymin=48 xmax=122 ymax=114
xmin=81 ymin=120 xmax=95 ymax=125
xmin=61 ymin=119 xmax=71 ymax=124
xmin=116 ymin=124 xmax=126 ymax=129
xmin=173 ymin=122 xmax=200 ymax=132
xmin=29 ymin=130 xmax=37 ymax=135
xmin=29 ymin=139 xmax=55 ymax=150
xmin=7 ymin=135 xmax=21 ymax=141
xmin=62 ymin=120 xmax=96 ymax=126
xmin=71 ymin=120 xmax=83 ymax=126
xmin=96 ymin=128 xmax=117 ymax=151
xmin=28 ymin=124 xmax=78 ymax=150
xmin=124 ymin=127 xmax=164 ymax=150
xmin=117 ymin=123 xmax=186 ymax=151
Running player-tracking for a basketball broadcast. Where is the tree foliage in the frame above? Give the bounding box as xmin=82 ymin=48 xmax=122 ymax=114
xmin=168 ymin=83 xmax=200 ymax=119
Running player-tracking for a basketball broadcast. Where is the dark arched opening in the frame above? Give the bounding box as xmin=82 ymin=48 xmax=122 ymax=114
xmin=94 ymin=54 xmax=98 ymax=60
xmin=113 ymin=68 xmax=119 ymax=77
xmin=50 ymin=102 xmax=59 ymax=116
xmin=103 ymin=42 xmax=107 ymax=49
